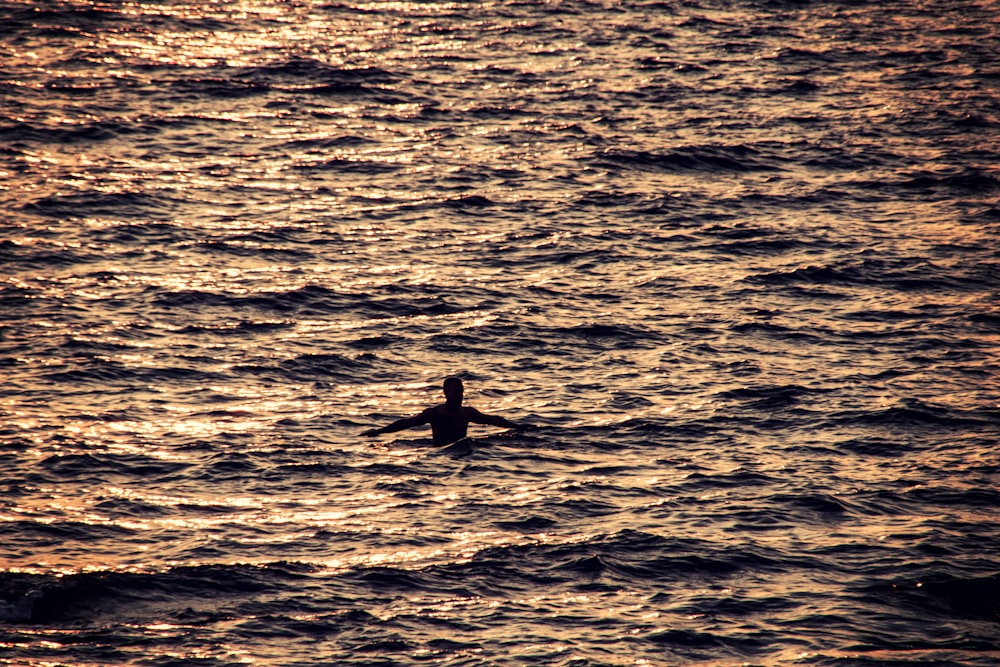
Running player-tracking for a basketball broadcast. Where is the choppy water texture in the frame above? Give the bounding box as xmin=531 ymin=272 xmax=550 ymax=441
xmin=2 ymin=0 xmax=1000 ymax=665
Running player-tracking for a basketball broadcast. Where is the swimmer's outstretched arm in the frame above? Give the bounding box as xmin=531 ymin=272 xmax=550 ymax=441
xmin=467 ymin=407 xmax=528 ymax=430
xmin=361 ymin=410 xmax=430 ymax=438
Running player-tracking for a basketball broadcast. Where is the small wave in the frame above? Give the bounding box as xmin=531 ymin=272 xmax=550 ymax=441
xmin=903 ymin=485 xmax=1000 ymax=509
xmin=675 ymin=469 xmax=777 ymax=492
xmin=292 ymin=158 xmax=404 ymax=174
xmin=551 ymin=322 xmax=662 ymax=343
xmin=152 ymin=284 xmax=345 ymax=314
xmin=5 ymin=516 xmax=138 ymax=542
xmin=20 ymin=190 xmax=176 ymax=219
xmin=5 ymin=4 xmax=125 ymax=29
xmin=594 ymin=144 xmax=786 ymax=173
xmin=43 ymin=359 xmax=226 ymax=387
xmin=275 ymin=352 xmax=375 ymax=382
xmin=0 ymin=562 xmax=315 ymax=624
xmin=460 ymin=530 xmax=788 ymax=588
xmin=744 ymin=263 xmax=863 ymax=287
xmin=645 ymin=627 xmax=763 ymax=653
xmin=827 ymin=402 xmax=995 ymax=430
xmin=178 ymin=320 xmax=295 ymax=336
xmin=836 ymin=436 xmax=912 ymax=457
xmin=233 ymin=609 xmax=383 ymax=642
xmin=240 ymin=59 xmax=395 ymax=84
xmin=0 ymin=240 xmax=100 ymax=269
xmin=0 ymin=119 xmax=126 ymax=144
xmin=170 ymin=61 xmax=397 ymax=99
xmin=90 ymin=221 xmax=193 ymax=244
xmin=188 ymin=239 xmax=315 ymax=259
xmin=280 ymin=134 xmax=372 ymax=150
xmin=35 ymin=452 xmax=190 ymax=481
xmin=715 ymin=383 xmax=825 ymax=410
xmin=345 ymin=333 xmax=405 ymax=350
xmin=744 ymin=257 xmax=978 ymax=292
xmin=493 ymin=515 xmax=558 ymax=532
xmin=899 ymin=168 xmax=1000 ymax=193
xmin=774 ymin=492 xmax=856 ymax=519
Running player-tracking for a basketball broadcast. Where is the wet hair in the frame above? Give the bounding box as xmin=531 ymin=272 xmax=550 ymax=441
xmin=443 ymin=376 xmax=463 ymax=389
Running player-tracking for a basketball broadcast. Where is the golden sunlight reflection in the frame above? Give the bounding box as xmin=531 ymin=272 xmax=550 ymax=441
xmin=2 ymin=1 xmax=996 ymax=663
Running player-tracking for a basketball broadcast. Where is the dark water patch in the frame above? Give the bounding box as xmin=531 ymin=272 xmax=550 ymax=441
xmin=836 ymin=436 xmax=912 ymax=457
xmin=234 ymin=609 xmax=384 ymax=642
xmin=166 ymin=77 xmax=270 ymax=99
xmin=428 ymin=327 xmax=527 ymax=355
xmin=201 ymin=452 xmax=262 ymax=477
xmin=0 ymin=283 xmax=40 ymax=309
xmin=3 ymin=519 xmax=137 ymax=547
xmin=35 ymin=452 xmax=190 ymax=481
xmin=897 ymin=167 xmax=1000 ymax=194
xmin=902 ymin=486 xmax=1000 ymax=510
xmin=178 ymin=320 xmax=295 ymax=336
xmin=20 ymin=190 xmax=177 ymax=219
xmin=594 ymin=144 xmax=787 ymax=173
xmin=43 ymin=358 xmax=227 ymax=387
xmin=59 ymin=336 xmax=137 ymax=354
xmin=5 ymin=4 xmax=127 ymax=29
xmin=643 ymin=627 xmax=762 ymax=654
xmin=457 ymin=530 xmax=790 ymax=592
xmin=744 ymin=263 xmax=861 ymax=287
xmin=359 ymin=295 xmax=472 ymax=319
xmin=345 ymin=334 xmax=405 ymax=350
xmin=493 ymin=515 xmax=558 ymax=532
xmin=280 ymin=134 xmax=373 ymax=150
xmin=94 ymin=497 xmax=174 ymax=518
xmin=292 ymin=158 xmax=404 ymax=174
xmin=842 ymin=306 xmax=946 ymax=323
xmin=241 ymin=59 xmax=395 ymax=86
xmin=0 ymin=241 xmax=99 ymax=269
xmin=745 ymin=257 xmax=978 ymax=292
xmin=713 ymin=236 xmax=807 ymax=255
xmin=828 ymin=401 xmax=995 ymax=431
xmin=716 ymin=384 xmax=826 ymax=410
xmin=774 ymin=78 xmax=822 ymax=97
xmin=858 ymin=575 xmax=1000 ymax=645
xmin=675 ymin=469 xmax=778 ymax=493
xmin=906 ymin=574 xmax=1000 ymax=624
xmin=843 ymin=489 xmax=930 ymax=518
xmin=353 ymin=567 xmax=448 ymax=595
xmin=729 ymin=318 xmax=827 ymax=345
xmin=723 ymin=507 xmax=790 ymax=532
xmin=372 ymin=477 xmax=435 ymax=499
xmin=442 ymin=194 xmax=499 ymax=209
xmin=90 ymin=221 xmax=194 ymax=245
xmin=188 ymin=239 xmax=314 ymax=260
xmin=968 ymin=311 xmax=1000 ymax=327
xmin=0 ymin=563 xmax=316 ymax=624
xmin=770 ymin=492 xmax=857 ymax=521
xmin=169 ymin=60 xmax=397 ymax=99
xmin=151 ymin=284 xmax=349 ymax=315
xmin=0 ymin=119 xmax=133 ymax=145
xmin=549 ymin=322 xmax=662 ymax=344
xmin=853 ymin=168 xmax=1000 ymax=197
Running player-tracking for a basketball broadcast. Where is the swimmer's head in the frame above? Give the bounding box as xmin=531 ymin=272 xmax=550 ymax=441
xmin=443 ymin=376 xmax=464 ymax=404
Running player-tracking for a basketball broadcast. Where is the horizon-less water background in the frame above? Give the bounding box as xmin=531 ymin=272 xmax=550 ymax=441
xmin=2 ymin=0 xmax=999 ymax=665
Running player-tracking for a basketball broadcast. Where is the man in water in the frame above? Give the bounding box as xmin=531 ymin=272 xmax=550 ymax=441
xmin=361 ymin=377 xmax=524 ymax=445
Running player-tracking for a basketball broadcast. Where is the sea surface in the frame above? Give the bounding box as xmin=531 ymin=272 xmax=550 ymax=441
xmin=1 ymin=1 xmax=999 ymax=665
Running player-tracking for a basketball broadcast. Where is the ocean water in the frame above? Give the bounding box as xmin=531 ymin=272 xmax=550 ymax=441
xmin=1 ymin=0 xmax=999 ymax=665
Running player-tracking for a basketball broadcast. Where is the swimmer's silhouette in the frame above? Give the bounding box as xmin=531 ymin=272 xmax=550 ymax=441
xmin=361 ymin=377 xmax=524 ymax=445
